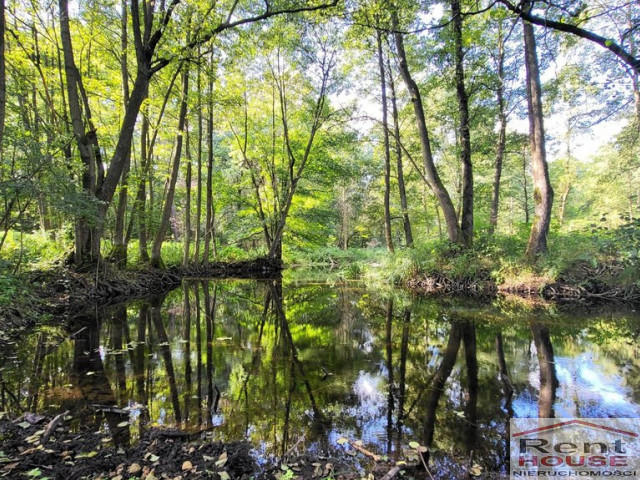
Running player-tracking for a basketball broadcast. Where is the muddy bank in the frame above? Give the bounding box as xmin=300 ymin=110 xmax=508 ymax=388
xmin=407 ymin=269 xmax=640 ymax=305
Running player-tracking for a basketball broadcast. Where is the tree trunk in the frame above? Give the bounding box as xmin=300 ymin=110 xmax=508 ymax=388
xmin=559 ymin=182 xmax=570 ymax=226
xmin=377 ymin=30 xmax=394 ymax=254
xmin=183 ymin=125 xmax=192 ymax=267
xmin=194 ymin=48 xmax=203 ymax=267
xmin=391 ymin=10 xmax=462 ymax=244
xmin=387 ymin=57 xmax=413 ymax=247
xmin=203 ymin=55 xmax=214 ymax=267
xmin=452 ymin=0 xmax=473 ymax=246
xmin=150 ymin=66 xmax=189 ymax=267
xmin=110 ymin=0 xmax=131 ymax=267
xmin=0 ymin=0 xmax=5 ymax=162
xmin=489 ymin=24 xmax=507 ymax=236
xmin=523 ymin=10 xmax=554 ymax=258
xmin=59 ymin=0 xmax=101 ymax=265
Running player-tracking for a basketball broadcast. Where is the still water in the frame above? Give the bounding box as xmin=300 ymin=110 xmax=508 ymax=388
xmin=1 ymin=277 xmax=639 ymax=475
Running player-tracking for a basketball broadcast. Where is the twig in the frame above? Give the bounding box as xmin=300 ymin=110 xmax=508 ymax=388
xmin=417 ymin=450 xmax=435 ymax=480
xmin=41 ymin=410 xmax=70 ymax=444
xmin=282 ymin=434 xmax=305 ymax=459
xmin=380 ymin=465 xmax=403 ymax=480
xmin=347 ymin=438 xmax=381 ymax=462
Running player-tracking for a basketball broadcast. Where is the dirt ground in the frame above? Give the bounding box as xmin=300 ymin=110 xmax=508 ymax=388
xmin=0 ymin=412 xmax=421 ymax=480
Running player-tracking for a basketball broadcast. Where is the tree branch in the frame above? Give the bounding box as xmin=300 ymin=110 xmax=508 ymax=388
xmin=497 ymin=0 xmax=640 ymax=74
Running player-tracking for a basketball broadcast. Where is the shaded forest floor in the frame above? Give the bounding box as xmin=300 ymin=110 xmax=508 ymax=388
xmin=0 ymin=411 xmax=508 ymax=480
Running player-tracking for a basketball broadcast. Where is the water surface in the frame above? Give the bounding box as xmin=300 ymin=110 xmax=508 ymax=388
xmin=2 ymin=278 xmax=639 ymax=476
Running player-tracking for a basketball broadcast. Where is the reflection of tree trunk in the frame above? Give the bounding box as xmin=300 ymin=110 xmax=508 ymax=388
xmin=397 ymin=308 xmax=410 ymax=437
xmin=385 ymin=299 xmax=394 ymax=453
xmin=496 ymin=332 xmax=514 ymax=399
xmin=203 ymin=282 xmax=218 ymax=426
xmin=183 ymin=283 xmax=192 ymax=424
xmin=28 ymin=333 xmax=47 ymax=411
xmin=150 ymin=297 xmax=182 ymax=423
xmin=531 ymin=320 xmax=558 ymax=418
xmin=133 ymin=304 xmax=149 ymax=428
xmin=423 ymin=322 xmax=462 ymax=447
xmin=269 ymin=279 xmax=328 ymax=454
xmin=462 ymin=321 xmax=478 ymax=455
xmin=194 ymin=283 xmax=203 ymax=426
xmin=111 ymin=306 xmax=127 ymax=405
xmin=70 ymin=318 xmax=130 ymax=446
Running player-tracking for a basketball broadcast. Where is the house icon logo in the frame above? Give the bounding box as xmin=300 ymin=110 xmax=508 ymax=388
xmin=510 ymin=418 xmax=640 ymax=479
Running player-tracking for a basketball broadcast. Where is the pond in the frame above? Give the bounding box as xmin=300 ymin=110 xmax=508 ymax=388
xmin=1 ymin=277 xmax=639 ymax=477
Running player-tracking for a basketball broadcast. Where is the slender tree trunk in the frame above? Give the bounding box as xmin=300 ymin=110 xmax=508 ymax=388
xmin=559 ymin=183 xmax=570 ymax=226
xmin=391 ymin=10 xmax=461 ymax=244
xmin=59 ymin=0 xmax=101 ymax=265
xmin=203 ymin=55 xmax=214 ymax=267
xmin=377 ymin=30 xmax=394 ymax=253
xmin=521 ymin=148 xmax=530 ymax=224
xmin=489 ymin=24 xmax=507 ymax=236
xmin=150 ymin=66 xmax=189 ymax=267
xmin=183 ymin=125 xmax=192 ymax=267
xmin=523 ymin=9 xmax=554 ymax=258
xmin=194 ymin=48 xmax=203 ymax=267
xmin=452 ymin=0 xmax=473 ymax=246
xmin=111 ymin=0 xmax=131 ymax=267
xmin=0 ymin=0 xmax=5 ymax=163
xmin=387 ymin=57 xmax=413 ymax=247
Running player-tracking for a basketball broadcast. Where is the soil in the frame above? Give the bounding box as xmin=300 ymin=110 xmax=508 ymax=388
xmin=0 ymin=413 xmax=419 ymax=480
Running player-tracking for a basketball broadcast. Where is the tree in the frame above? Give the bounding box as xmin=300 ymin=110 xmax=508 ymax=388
xmin=522 ymin=3 xmax=553 ymax=257
xmin=391 ymin=7 xmax=463 ymax=245
xmin=57 ymin=0 xmax=339 ymax=267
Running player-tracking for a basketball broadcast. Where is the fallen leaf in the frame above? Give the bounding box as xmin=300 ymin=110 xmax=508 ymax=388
xmin=181 ymin=460 xmax=192 ymax=471
xmin=116 ymin=422 xmax=129 ymax=428
xmin=17 ymin=421 xmax=31 ymax=429
xmin=469 ymin=463 xmax=483 ymax=477
xmin=215 ymin=451 xmax=227 ymax=468
xmin=128 ymin=463 xmax=142 ymax=475
xmin=336 ymin=437 xmax=348 ymax=445
xmin=218 ymin=473 xmax=230 ymax=480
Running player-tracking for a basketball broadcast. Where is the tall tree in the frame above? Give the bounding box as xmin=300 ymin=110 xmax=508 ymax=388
xmin=391 ymin=8 xmax=463 ymax=244
xmin=387 ymin=56 xmax=413 ymax=247
xmin=522 ymin=4 xmax=553 ymax=257
xmin=377 ymin=29 xmax=394 ymax=253
xmin=150 ymin=64 xmax=189 ymax=267
xmin=451 ymin=0 xmax=473 ymax=245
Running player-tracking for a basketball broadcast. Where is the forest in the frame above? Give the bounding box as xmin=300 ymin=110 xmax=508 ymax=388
xmin=0 ymin=0 xmax=639 ymax=297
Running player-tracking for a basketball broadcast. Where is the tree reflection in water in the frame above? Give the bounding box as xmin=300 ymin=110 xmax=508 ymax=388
xmin=1 ymin=279 xmax=639 ymax=472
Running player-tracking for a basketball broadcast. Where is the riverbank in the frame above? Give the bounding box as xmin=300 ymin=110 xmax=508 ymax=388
xmin=0 ymin=258 xmax=282 ymax=344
